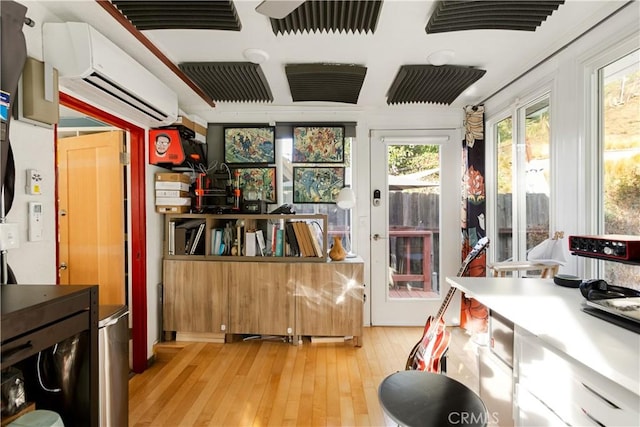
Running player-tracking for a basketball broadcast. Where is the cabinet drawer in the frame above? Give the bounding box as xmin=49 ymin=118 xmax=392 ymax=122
xmin=516 ymin=330 xmax=639 ymax=426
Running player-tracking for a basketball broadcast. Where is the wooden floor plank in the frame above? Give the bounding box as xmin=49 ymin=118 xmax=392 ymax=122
xmin=129 ymin=327 xmax=480 ymax=426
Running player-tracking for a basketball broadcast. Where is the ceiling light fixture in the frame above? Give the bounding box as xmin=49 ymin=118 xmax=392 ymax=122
xmin=243 ymin=48 xmax=269 ymax=64
xmin=427 ymin=49 xmax=455 ymax=66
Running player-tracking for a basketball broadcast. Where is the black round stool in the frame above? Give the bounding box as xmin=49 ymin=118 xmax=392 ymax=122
xmin=378 ymin=370 xmax=488 ymax=427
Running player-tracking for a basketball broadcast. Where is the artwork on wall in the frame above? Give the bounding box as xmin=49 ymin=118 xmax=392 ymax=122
xmin=233 ymin=167 xmax=277 ymax=202
xmin=292 ymin=126 xmax=344 ymax=163
xmin=224 ymin=126 xmax=275 ymax=164
xmin=293 ymin=166 xmax=345 ymax=203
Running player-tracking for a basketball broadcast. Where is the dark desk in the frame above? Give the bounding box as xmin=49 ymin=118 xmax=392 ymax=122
xmin=378 ymin=370 xmax=487 ymax=427
xmin=1 ymin=284 xmax=98 ymax=427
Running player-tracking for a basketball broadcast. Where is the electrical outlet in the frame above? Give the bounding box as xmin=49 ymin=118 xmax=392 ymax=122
xmin=0 ymin=223 xmax=20 ymax=250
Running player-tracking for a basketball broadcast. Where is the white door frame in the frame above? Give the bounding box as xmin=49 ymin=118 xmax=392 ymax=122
xmin=369 ymin=129 xmax=462 ymax=326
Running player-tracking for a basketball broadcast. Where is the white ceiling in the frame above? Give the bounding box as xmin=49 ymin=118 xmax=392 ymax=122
xmin=33 ymin=0 xmax=631 ymax=123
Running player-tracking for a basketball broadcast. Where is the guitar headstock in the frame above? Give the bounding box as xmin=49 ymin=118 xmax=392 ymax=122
xmin=458 ymin=236 xmax=490 ymax=276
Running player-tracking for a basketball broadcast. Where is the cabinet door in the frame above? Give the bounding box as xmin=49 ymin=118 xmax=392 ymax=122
xmin=163 ymin=260 xmax=228 ymax=333
xmin=295 ymin=262 xmax=364 ymax=340
xmin=228 ymin=263 xmax=294 ymax=336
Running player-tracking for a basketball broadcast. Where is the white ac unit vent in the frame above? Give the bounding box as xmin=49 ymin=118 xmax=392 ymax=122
xmin=43 ymin=22 xmax=178 ymax=127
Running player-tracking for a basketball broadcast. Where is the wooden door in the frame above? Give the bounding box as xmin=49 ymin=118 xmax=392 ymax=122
xmin=228 ymin=262 xmax=294 ymax=336
xmin=295 ymin=262 xmax=364 ymax=342
xmin=162 ymin=260 xmax=228 ymax=333
xmin=58 ymin=131 xmax=125 ymax=305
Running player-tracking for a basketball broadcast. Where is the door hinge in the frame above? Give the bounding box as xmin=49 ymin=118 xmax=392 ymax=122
xmin=120 ymin=152 xmax=130 ymax=165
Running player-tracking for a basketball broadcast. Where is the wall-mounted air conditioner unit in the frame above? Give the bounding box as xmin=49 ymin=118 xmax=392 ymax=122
xmin=43 ymin=22 xmax=178 ymax=127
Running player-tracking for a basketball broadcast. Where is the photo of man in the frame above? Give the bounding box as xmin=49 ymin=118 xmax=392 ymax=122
xmin=154 ymin=132 xmax=171 ymax=157
xmin=149 ymin=129 xmax=184 ymax=165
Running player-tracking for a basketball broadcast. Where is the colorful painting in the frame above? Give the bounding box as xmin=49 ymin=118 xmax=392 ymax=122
xmin=233 ymin=167 xmax=277 ymax=203
xmin=224 ymin=127 xmax=275 ymax=164
xmin=293 ymin=126 xmax=344 ymax=163
xmin=293 ymin=167 xmax=344 ymax=203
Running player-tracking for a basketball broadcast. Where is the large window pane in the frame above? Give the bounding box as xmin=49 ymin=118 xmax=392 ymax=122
xmin=600 ymin=50 xmax=640 ymax=287
xmin=496 ymin=117 xmax=513 ymax=262
xmin=524 ymin=99 xmax=551 ymax=254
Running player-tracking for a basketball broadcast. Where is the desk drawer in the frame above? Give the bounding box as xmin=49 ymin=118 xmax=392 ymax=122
xmin=1 ymin=311 xmax=89 ymax=368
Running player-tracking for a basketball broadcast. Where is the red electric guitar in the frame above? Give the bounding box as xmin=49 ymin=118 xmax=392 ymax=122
xmin=405 ymin=236 xmax=490 ymax=373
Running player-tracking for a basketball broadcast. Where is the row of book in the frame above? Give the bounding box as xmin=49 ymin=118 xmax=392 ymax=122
xmin=276 ymin=221 xmax=324 ymax=257
xmin=168 ymin=219 xmax=205 ymax=255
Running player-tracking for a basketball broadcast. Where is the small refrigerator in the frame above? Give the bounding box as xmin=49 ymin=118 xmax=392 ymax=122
xmin=99 ymin=305 xmax=129 ymax=427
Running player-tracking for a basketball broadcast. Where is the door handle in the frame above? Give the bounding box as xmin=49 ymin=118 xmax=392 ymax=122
xmin=59 ymin=262 xmax=68 ymax=271
xmin=373 ymin=234 xmax=381 ymax=241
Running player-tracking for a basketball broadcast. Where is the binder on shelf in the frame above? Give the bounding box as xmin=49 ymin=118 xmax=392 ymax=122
xmin=175 ymin=227 xmax=187 ymax=255
xmin=256 ymin=230 xmax=267 ymax=256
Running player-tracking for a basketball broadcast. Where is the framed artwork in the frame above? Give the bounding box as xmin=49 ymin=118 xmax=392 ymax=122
xmin=233 ymin=167 xmax=277 ymax=203
xmin=293 ymin=126 xmax=344 ymax=163
xmin=293 ymin=167 xmax=345 ymax=203
xmin=224 ymin=126 xmax=275 ymax=164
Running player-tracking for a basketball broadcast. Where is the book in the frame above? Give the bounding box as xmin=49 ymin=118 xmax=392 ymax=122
xmin=292 ymin=221 xmax=310 ymax=257
xmin=285 ymin=222 xmax=300 ymax=257
xmin=245 ymin=230 xmax=257 ymax=256
xmin=256 ymin=230 xmax=266 ymax=256
xmin=270 ymin=223 xmax=279 ymax=255
xmin=168 ymin=221 xmax=176 ymax=255
xmin=212 ymin=228 xmax=223 ymax=255
xmin=189 ymin=223 xmax=206 ymax=255
xmin=307 ymin=222 xmax=324 ymax=257
xmin=174 ymin=227 xmax=187 ymax=255
xmin=275 ymin=228 xmax=284 ymax=257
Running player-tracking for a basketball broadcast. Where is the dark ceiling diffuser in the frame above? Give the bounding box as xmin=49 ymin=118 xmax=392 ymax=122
xmin=286 ymin=64 xmax=367 ymax=104
xmin=386 ymin=65 xmax=486 ymax=106
xmin=270 ymin=0 xmax=383 ymax=35
xmin=110 ymin=0 xmax=242 ymax=31
xmin=179 ymin=62 xmax=273 ymax=103
xmin=426 ymin=0 xmax=565 ymax=33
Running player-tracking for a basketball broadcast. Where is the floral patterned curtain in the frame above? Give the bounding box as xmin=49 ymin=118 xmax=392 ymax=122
xmin=460 ymin=105 xmax=488 ymax=333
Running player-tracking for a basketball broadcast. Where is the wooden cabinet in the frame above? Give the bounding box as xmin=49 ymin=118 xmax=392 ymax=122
xmin=162 ymin=213 xmax=363 ymax=345
xmin=163 ymin=259 xmax=364 ymax=345
xmin=295 ymin=262 xmax=364 ymax=345
xmin=228 ymin=263 xmax=294 ymax=336
xmin=163 ymin=260 xmax=228 ymax=334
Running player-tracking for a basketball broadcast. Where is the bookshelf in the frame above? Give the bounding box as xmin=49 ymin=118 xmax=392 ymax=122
xmin=164 ymin=213 xmax=329 ymax=262
xmin=161 ymin=213 xmax=364 ymax=345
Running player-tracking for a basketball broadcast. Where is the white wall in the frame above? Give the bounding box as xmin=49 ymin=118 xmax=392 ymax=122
xmin=483 ymin=3 xmax=639 ymax=276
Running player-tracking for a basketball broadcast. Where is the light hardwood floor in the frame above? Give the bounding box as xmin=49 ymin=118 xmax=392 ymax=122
xmin=129 ymin=327 xmax=480 ymax=427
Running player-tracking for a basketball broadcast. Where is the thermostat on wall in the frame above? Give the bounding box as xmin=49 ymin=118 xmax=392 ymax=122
xmin=26 ymin=169 xmax=42 ymax=195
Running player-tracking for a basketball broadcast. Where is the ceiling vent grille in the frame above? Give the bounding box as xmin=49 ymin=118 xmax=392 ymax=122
xmin=286 ymin=64 xmax=367 ymax=104
xmin=110 ymin=0 xmax=241 ymax=31
xmin=179 ymin=62 xmax=273 ymax=103
xmin=426 ymin=0 xmax=565 ymax=33
xmin=270 ymin=0 xmax=383 ymax=35
xmin=386 ymin=65 xmax=486 ymax=106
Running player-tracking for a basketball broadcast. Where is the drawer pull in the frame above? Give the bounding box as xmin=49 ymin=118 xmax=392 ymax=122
xmin=581 ymin=408 xmax=606 ymax=427
xmin=1 ymin=340 xmax=33 ymax=361
xmin=582 ymin=382 xmax=620 ymax=409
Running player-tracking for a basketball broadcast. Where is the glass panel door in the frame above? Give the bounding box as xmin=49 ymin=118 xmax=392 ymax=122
xmin=370 ymin=130 xmax=460 ymax=326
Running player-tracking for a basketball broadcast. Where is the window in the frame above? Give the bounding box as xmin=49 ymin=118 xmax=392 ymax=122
xmin=276 ymin=135 xmax=353 ymax=251
xmin=492 ymin=95 xmax=552 ymax=270
xmin=596 ymin=49 xmax=640 ymax=286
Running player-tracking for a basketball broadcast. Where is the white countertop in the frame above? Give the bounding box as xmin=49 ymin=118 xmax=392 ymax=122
xmin=447 ymin=276 xmax=640 ymax=395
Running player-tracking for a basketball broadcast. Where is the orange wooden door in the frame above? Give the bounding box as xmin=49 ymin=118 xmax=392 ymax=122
xmin=58 ymin=131 xmax=125 ymax=305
